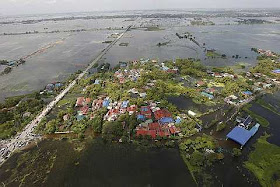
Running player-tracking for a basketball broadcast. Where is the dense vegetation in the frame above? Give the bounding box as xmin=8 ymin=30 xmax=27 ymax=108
xmin=245 ymin=134 xmax=280 ymax=187
xmin=0 ymin=93 xmax=45 ymax=139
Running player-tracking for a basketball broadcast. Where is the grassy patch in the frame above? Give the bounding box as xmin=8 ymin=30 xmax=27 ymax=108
xmin=208 ymin=82 xmax=225 ymax=88
xmin=180 ymin=152 xmax=198 ymax=185
xmin=244 ymin=134 xmax=280 ymax=187
xmin=242 ymin=104 xmax=269 ymax=127
xmin=57 ymin=98 xmax=70 ymax=106
xmin=144 ymin=27 xmax=164 ymax=31
xmin=206 ymin=51 xmax=222 ymax=58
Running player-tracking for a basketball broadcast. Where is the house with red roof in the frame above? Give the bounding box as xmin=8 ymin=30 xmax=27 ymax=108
xmin=104 ymin=108 xmax=120 ymax=121
xmin=76 ymin=97 xmax=85 ymax=107
xmin=79 ymin=106 xmax=89 ymax=115
xmin=136 ymin=129 xmax=148 ymax=137
xmin=196 ymin=81 xmax=206 ymax=87
xmin=127 ymin=105 xmax=137 ymax=115
xmin=148 ymin=122 xmax=160 ymax=130
xmin=157 ymin=131 xmax=166 ymax=137
xmin=140 ymin=106 xmax=152 ymax=119
xmin=92 ymin=99 xmax=103 ymax=111
xmin=85 ymin=98 xmax=91 ymax=105
xmin=154 ymin=109 xmax=172 ymax=120
xmin=147 ymin=130 xmax=157 ymax=139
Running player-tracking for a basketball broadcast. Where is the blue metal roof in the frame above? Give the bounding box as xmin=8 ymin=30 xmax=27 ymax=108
xmin=137 ymin=114 xmax=145 ymax=121
xmin=242 ymin=91 xmax=253 ymax=95
xmin=272 ymin=69 xmax=280 ymax=74
xmin=201 ymin=92 xmax=214 ymax=99
xmin=121 ymin=100 xmax=129 ymax=108
xmin=175 ymin=117 xmax=182 ymax=124
xmin=226 ymin=127 xmax=252 ymax=146
xmin=249 ymin=123 xmax=260 ymax=136
xmin=102 ymin=99 xmax=110 ymax=107
xmin=159 ymin=117 xmax=174 ymax=124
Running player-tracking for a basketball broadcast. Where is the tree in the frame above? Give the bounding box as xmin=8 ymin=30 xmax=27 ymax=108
xmin=57 ymin=110 xmax=66 ymax=122
xmin=102 ymin=121 xmax=123 ymax=137
xmin=190 ymin=151 xmax=204 ymax=166
xmin=45 ymin=120 xmax=57 ymax=134
xmin=232 ymin=148 xmax=242 ymax=157
xmin=91 ymin=116 xmax=103 ymax=133
xmin=216 ymin=122 xmax=226 ymax=132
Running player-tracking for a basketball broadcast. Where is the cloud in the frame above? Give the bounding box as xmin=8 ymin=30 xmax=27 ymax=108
xmin=0 ymin=0 xmax=280 ymax=15
xmin=45 ymin=0 xmax=57 ymax=4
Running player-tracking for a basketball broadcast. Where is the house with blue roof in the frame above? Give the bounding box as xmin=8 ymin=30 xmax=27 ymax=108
xmin=201 ymin=92 xmax=214 ymax=99
xmin=102 ymin=98 xmax=110 ymax=108
xmin=175 ymin=117 xmax=182 ymax=124
xmin=137 ymin=114 xmax=145 ymax=121
xmin=55 ymin=82 xmax=63 ymax=88
xmin=272 ymin=69 xmax=280 ymax=74
xmin=121 ymin=100 xmax=129 ymax=108
xmin=242 ymin=91 xmax=253 ymax=96
xmin=226 ymin=123 xmax=260 ymax=148
xmin=77 ymin=114 xmax=85 ymax=121
xmin=159 ymin=117 xmax=174 ymax=124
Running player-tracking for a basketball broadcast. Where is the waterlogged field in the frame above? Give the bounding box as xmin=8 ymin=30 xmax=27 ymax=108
xmin=0 ymin=139 xmax=196 ymax=187
xmin=1 ymin=12 xmax=280 ymax=100
xmin=0 ymin=10 xmax=280 ymax=187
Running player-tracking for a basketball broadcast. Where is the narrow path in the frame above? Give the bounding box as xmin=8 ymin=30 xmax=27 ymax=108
xmin=0 ymin=22 xmax=135 ymax=165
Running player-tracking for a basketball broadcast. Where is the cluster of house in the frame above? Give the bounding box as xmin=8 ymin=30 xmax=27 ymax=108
xmin=114 ymin=68 xmax=142 ymax=84
xmin=256 ymin=49 xmax=277 ymax=57
xmin=224 ymin=92 xmax=253 ymax=106
xmin=207 ymin=70 xmax=236 ymax=79
xmin=128 ymin=88 xmax=147 ymax=98
xmin=75 ymin=95 xmax=138 ymax=122
xmin=103 ymin=100 xmax=137 ymax=121
xmin=226 ymin=115 xmax=260 ymax=148
xmin=246 ymin=72 xmax=280 ymax=90
xmin=75 ymin=97 xmax=91 ymax=121
xmin=135 ymin=102 xmax=181 ymax=139
xmin=195 ymin=81 xmax=216 ymax=100
xmin=43 ymin=82 xmax=63 ymax=93
xmin=74 ymin=96 xmax=182 ymax=139
xmin=160 ymin=63 xmax=178 ymax=74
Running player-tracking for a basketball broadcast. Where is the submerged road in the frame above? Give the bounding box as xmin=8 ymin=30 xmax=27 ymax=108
xmin=0 ymin=22 xmax=135 ymax=165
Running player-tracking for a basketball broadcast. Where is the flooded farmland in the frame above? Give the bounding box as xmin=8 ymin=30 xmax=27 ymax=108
xmin=1 ymin=9 xmax=280 ymax=187
xmin=1 ymin=11 xmax=280 ymax=100
xmin=0 ymin=139 xmax=196 ymax=187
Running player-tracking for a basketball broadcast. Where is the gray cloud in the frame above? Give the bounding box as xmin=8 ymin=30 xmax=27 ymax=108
xmin=0 ymin=0 xmax=280 ymax=15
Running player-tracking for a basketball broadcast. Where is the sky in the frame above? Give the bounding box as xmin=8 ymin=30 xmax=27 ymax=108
xmin=0 ymin=0 xmax=280 ymax=15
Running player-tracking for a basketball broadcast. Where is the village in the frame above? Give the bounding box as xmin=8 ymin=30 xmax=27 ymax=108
xmin=37 ymin=49 xmax=280 ymax=147
xmin=0 ymin=47 xmax=279 ymax=186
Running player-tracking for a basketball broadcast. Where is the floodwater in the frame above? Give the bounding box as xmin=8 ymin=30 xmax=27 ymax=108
xmin=1 ymin=12 xmax=280 ymax=100
xmin=104 ymin=23 xmax=280 ymax=67
xmin=167 ymin=95 xmax=211 ymax=113
xmin=249 ymin=94 xmax=280 ymax=146
xmin=0 ymin=139 xmax=196 ymax=187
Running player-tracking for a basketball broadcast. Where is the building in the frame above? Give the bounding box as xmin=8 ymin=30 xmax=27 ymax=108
xmin=226 ymin=123 xmax=260 ymax=149
xmin=76 ymin=97 xmax=85 ymax=107
xmin=188 ymin=110 xmax=196 ymax=117
xmin=242 ymin=91 xmax=253 ymax=97
xmin=201 ymin=92 xmax=214 ymax=99
xmin=154 ymin=109 xmax=172 ymax=120
xmin=127 ymin=105 xmax=137 ymax=115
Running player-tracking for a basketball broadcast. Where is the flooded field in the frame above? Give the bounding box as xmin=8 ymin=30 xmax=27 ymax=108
xmin=0 ymin=10 xmax=280 ymax=187
xmin=0 ymin=139 xmax=196 ymax=187
xmin=1 ymin=11 xmax=280 ymax=100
